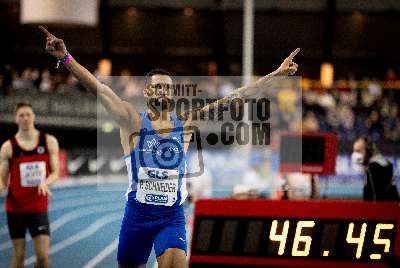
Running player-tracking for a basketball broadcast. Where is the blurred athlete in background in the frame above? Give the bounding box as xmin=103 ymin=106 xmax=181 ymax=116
xmin=0 ymin=102 xmax=59 ymax=268
xmin=39 ymin=25 xmax=299 ymax=268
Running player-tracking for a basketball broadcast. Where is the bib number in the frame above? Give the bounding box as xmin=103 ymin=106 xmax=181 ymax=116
xmin=19 ymin=161 xmax=46 ymax=187
xmin=136 ymin=167 xmax=179 ymax=206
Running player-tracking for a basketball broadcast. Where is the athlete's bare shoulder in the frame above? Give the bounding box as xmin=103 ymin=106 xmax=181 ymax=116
xmin=45 ymin=133 xmax=57 ymax=142
xmin=0 ymin=140 xmax=12 ymax=159
xmin=45 ymin=134 xmax=59 ymax=153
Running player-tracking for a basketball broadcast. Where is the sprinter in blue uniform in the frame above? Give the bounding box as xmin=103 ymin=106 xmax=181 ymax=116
xmin=40 ymin=25 xmax=300 ymax=268
xmin=119 ymin=109 xmax=189 ymax=266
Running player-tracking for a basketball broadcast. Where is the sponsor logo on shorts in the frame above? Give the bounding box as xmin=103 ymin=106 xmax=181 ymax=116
xmin=145 ymin=194 xmax=168 ymax=204
xmin=37 ymin=225 xmax=47 ymax=231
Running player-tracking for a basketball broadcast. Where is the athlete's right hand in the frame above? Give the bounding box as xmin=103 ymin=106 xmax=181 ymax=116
xmin=38 ymin=182 xmax=53 ymax=197
xmin=39 ymin=25 xmax=68 ymax=59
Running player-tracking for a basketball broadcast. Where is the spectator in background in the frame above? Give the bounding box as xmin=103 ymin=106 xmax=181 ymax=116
xmin=117 ymin=69 xmax=142 ymax=98
xmin=39 ymin=69 xmax=52 ymax=92
xmin=277 ymin=86 xmax=298 ymax=113
xmin=367 ymin=78 xmax=382 ymax=97
xmin=115 ymin=69 xmax=131 ymax=95
xmin=32 ymin=68 xmax=40 ymax=89
xmin=383 ymin=104 xmax=400 ymax=141
xmin=325 ymin=107 xmax=340 ymax=131
xmin=339 ymin=90 xmax=358 ymax=107
xmin=393 ymin=123 xmax=400 ymax=142
xmin=56 ymin=73 xmax=80 ymax=93
xmin=14 ymin=67 xmax=35 ymax=92
xmin=352 ymin=136 xmax=399 ymax=201
xmin=360 ymin=88 xmax=378 ymax=110
xmin=365 ymin=110 xmax=383 ymax=141
xmin=302 ymin=111 xmax=319 ymax=131
xmin=338 ymin=105 xmax=367 ymax=141
xmin=124 ymin=77 xmax=142 ymax=98
xmin=317 ymin=90 xmax=336 ymax=109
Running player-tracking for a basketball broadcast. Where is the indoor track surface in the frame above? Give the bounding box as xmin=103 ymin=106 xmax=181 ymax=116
xmin=0 ymin=183 xmax=160 ymax=268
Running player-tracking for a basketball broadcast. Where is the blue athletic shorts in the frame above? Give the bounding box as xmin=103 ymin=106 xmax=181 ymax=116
xmin=117 ymin=201 xmax=187 ymax=267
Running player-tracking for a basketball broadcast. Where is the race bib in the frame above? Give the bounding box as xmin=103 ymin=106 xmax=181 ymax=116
xmin=136 ymin=167 xmax=179 ymax=206
xmin=19 ymin=161 xmax=46 ymax=187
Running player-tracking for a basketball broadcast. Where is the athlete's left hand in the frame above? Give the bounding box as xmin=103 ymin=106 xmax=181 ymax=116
xmin=38 ymin=182 xmax=53 ymax=197
xmin=275 ymin=48 xmax=300 ymax=76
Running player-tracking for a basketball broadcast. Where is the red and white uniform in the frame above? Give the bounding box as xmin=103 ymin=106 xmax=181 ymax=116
xmin=6 ymin=132 xmax=50 ymax=213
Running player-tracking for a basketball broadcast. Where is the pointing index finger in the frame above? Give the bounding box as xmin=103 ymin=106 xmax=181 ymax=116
xmin=287 ymin=48 xmax=300 ymax=61
xmin=38 ymin=25 xmax=54 ymax=38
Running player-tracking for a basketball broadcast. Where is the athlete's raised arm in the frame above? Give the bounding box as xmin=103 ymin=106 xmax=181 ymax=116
xmin=38 ymin=25 xmax=140 ymax=132
xmin=0 ymin=141 xmax=11 ymax=195
xmin=181 ymin=48 xmax=300 ymax=126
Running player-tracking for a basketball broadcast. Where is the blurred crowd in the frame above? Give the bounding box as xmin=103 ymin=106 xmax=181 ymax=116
xmin=302 ymin=83 xmax=400 ymax=142
xmin=1 ymin=65 xmax=400 ymax=142
xmin=0 ymin=66 xmax=85 ymax=95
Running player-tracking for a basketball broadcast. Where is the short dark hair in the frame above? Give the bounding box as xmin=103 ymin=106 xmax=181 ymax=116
xmin=356 ymin=136 xmax=378 ymax=157
xmin=15 ymin=101 xmax=33 ymax=114
xmin=145 ymin=68 xmax=171 ymax=87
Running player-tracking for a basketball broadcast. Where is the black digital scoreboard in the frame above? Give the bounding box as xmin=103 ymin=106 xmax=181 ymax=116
xmin=190 ymin=200 xmax=400 ymax=268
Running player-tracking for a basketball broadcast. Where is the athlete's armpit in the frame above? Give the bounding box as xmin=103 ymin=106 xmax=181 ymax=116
xmin=121 ymin=100 xmax=142 ymax=134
